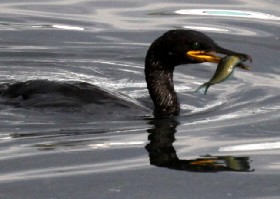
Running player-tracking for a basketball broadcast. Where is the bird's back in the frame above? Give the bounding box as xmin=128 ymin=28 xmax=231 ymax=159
xmin=0 ymin=80 xmax=139 ymax=109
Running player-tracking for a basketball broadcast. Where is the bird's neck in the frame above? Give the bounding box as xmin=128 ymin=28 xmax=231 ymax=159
xmin=145 ymin=60 xmax=180 ymax=116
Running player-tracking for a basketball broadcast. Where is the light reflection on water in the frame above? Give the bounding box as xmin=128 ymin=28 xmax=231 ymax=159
xmin=220 ymin=141 xmax=280 ymax=152
xmin=0 ymin=156 xmax=149 ymax=182
xmin=175 ymin=9 xmax=280 ymax=21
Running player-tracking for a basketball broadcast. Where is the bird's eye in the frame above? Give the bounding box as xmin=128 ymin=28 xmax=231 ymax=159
xmin=168 ymin=51 xmax=174 ymax=56
xmin=192 ymin=42 xmax=201 ymax=50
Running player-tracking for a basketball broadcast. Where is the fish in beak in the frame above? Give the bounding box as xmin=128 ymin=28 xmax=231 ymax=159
xmin=186 ymin=46 xmax=252 ymax=70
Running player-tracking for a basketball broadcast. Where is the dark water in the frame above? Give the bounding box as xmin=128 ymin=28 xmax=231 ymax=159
xmin=0 ymin=0 xmax=280 ymax=198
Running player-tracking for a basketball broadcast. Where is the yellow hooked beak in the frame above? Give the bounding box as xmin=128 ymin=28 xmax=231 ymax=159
xmin=186 ymin=50 xmax=221 ymax=63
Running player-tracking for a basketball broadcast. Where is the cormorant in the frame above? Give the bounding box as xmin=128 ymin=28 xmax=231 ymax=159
xmin=0 ymin=29 xmax=251 ymax=116
xmin=145 ymin=29 xmax=251 ymax=116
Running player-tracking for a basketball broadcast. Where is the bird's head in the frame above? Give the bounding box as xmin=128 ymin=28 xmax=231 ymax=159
xmin=146 ymin=29 xmax=251 ymax=69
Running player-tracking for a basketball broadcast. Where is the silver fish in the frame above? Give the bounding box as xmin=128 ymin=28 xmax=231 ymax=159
xmin=196 ymin=55 xmax=250 ymax=95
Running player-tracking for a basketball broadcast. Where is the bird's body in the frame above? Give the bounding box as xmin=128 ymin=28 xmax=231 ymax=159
xmin=0 ymin=80 xmax=138 ymax=109
xmin=0 ymin=30 xmax=251 ymax=116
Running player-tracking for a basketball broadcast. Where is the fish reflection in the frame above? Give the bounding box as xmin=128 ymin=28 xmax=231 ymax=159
xmin=146 ymin=117 xmax=253 ymax=172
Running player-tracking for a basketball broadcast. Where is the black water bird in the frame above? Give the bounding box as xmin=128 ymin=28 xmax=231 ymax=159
xmin=145 ymin=29 xmax=251 ymax=116
xmin=0 ymin=29 xmax=251 ymax=116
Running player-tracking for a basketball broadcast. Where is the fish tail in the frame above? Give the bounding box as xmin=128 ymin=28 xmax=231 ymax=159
xmin=204 ymin=84 xmax=211 ymax=95
xmin=196 ymin=83 xmax=211 ymax=95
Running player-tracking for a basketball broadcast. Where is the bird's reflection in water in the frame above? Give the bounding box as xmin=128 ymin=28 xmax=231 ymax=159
xmin=146 ymin=117 xmax=253 ymax=172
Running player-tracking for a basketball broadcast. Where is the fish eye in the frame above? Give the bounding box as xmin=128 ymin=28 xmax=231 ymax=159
xmin=192 ymin=42 xmax=201 ymax=50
